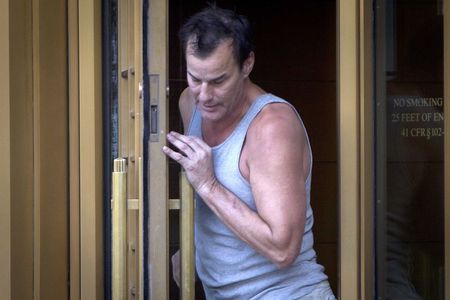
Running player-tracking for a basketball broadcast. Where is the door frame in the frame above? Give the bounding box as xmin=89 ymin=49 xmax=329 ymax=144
xmin=69 ymin=0 xmax=450 ymax=299
xmin=146 ymin=0 xmax=170 ymax=298
xmin=444 ymin=0 xmax=450 ymax=298
xmin=67 ymin=0 xmax=450 ymax=299
xmin=339 ymin=0 xmax=450 ymax=299
xmin=338 ymin=0 xmax=374 ymax=298
xmin=69 ymin=0 xmax=104 ymax=299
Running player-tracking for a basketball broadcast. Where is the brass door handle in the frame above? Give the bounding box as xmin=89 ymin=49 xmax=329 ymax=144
xmin=112 ymin=158 xmax=127 ymax=300
xmin=113 ymin=159 xmax=195 ymax=299
xmin=111 ymin=158 xmax=144 ymax=300
xmin=179 ymin=172 xmax=195 ymax=300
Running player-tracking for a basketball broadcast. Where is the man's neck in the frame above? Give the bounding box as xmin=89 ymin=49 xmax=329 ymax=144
xmin=202 ymin=82 xmax=265 ymax=147
xmin=202 ymin=98 xmax=250 ymax=147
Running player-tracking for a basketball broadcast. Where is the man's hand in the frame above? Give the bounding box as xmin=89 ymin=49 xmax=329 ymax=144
xmin=163 ymin=131 xmax=217 ymax=193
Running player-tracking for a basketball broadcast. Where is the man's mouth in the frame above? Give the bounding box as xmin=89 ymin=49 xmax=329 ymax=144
xmin=201 ymin=104 xmax=218 ymax=112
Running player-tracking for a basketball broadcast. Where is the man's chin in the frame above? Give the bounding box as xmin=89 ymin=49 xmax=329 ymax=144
xmin=200 ymin=109 xmax=222 ymax=121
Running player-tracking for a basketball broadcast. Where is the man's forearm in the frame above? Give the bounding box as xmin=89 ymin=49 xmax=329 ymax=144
xmin=196 ymin=179 xmax=302 ymax=268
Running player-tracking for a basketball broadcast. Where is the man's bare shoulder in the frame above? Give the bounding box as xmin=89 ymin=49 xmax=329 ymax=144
xmin=243 ymin=101 xmax=310 ymax=174
xmin=243 ymin=101 xmax=310 ymax=196
xmin=179 ymin=88 xmax=195 ymax=132
xmin=248 ymin=102 xmax=304 ymax=143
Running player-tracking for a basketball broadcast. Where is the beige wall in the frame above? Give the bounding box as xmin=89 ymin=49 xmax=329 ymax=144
xmin=0 ymin=0 xmax=11 ymax=298
xmin=0 ymin=0 xmax=113 ymax=298
xmin=10 ymin=0 xmax=34 ymax=299
xmin=1 ymin=0 xmax=69 ymax=299
xmin=33 ymin=0 xmax=69 ymax=298
xmin=79 ymin=0 xmax=104 ymax=298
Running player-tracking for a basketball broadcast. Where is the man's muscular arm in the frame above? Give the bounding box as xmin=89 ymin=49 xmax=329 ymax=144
xmin=163 ymin=103 xmax=308 ymax=269
xmin=178 ymin=88 xmax=195 ymax=133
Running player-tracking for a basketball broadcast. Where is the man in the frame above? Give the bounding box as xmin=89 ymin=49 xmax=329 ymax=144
xmin=162 ymin=6 xmax=335 ymax=299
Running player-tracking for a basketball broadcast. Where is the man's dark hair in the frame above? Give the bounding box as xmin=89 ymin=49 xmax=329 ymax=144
xmin=179 ymin=6 xmax=253 ymax=69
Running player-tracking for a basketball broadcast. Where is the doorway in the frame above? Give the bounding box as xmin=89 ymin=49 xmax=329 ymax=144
xmin=166 ymin=1 xmax=338 ymax=298
xmin=108 ymin=0 xmax=450 ymax=298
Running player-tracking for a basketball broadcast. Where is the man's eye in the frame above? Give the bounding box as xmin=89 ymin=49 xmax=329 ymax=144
xmin=212 ymin=79 xmax=224 ymax=85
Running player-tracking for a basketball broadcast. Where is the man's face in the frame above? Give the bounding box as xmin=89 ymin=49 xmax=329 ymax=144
xmin=186 ymin=40 xmax=249 ymax=123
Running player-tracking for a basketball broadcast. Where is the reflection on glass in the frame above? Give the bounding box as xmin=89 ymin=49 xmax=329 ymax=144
xmin=374 ymin=0 xmax=444 ymax=299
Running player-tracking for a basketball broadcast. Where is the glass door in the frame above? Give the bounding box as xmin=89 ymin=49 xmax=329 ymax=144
xmin=374 ymin=0 xmax=446 ymax=298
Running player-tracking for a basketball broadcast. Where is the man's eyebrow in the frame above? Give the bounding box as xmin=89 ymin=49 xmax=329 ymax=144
xmin=187 ymin=71 xmax=227 ymax=83
xmin=187 ymin=71 xmax=200 ymax=80
xmin=210 ymin=74 xmax=227 ymax=82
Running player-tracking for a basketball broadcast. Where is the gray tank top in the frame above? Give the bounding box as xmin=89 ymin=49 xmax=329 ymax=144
xmin=187 ymin=93 xmax=328 ymax=299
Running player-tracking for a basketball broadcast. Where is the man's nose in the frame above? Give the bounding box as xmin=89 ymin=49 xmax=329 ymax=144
xmin=198 ymin=82 xmax=212 ymax=102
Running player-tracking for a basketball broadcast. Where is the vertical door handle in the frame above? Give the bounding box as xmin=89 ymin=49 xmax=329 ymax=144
xmin=112 ymin=158 xmax=127 ymax=300
xmin=111 ymin=158 xmax=144 ymax=299
xmin=180 ymin=172 xmax=195 ymax=300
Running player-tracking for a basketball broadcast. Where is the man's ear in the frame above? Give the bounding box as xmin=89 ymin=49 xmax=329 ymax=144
xmin=242 ymin=51 xmax=255 ymax=77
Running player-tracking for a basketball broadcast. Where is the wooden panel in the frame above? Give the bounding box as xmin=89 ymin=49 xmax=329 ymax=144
xmin=32 ymin=1 xmax=42 ymax=296
xmin=68 ymin=0 xmax=81 ymax=298
xmin=338 ymin=0 xmax=360 ymax=298
xmin=148 ymin=0 xmax=170 ymax=296
xmin=2 ymin=1 xmax=71 ymax=298
xmin=0 ymin=0 xmax=11 ymax=298
xmin=134 ymin=1 xmax=145 ymax=298
xmin=36 ymin=1 xmax=69 ymax=298
xmin=117 ymin=0 xmax=145 ymax=296
xmin=79 ymin=0 xmax=103 ymax=299
xmin=10 ymin=0 xmax=34 ymax=299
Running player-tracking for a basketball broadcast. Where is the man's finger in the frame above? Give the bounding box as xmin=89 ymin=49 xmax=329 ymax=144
xmin=167 ymin=133 xmax=196 ymax=156
xmin=169 ymin=131 xmax=210 ymax=151
xmin=162 ymin=146 xmax=187 ymax=165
